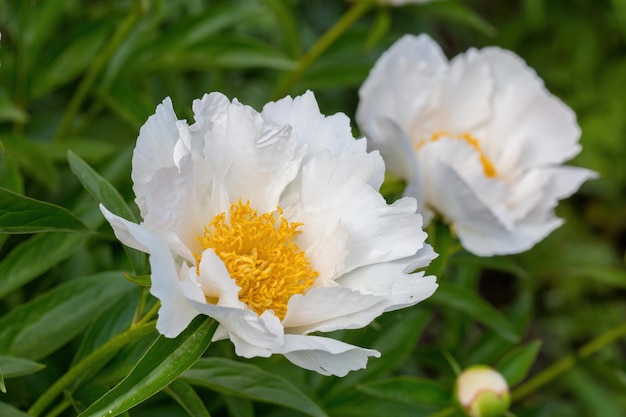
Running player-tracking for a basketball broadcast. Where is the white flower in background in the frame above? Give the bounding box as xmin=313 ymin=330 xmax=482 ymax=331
xmin=357 ymin=34 xmax=597 ymax=256
xmin=101 ymin=91 xmax=437 ymax=377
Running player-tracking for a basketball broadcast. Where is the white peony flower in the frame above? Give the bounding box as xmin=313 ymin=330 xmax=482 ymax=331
xmin=357 ymin=34 xmax=597 ymax=256
xmin=101 ymin=91 xmax=437 ymax=376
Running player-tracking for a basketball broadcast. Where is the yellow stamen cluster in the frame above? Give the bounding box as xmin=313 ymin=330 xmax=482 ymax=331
xmin=416 ymin=131 xmax=497 ymax=178
xmin=196 ymin=200 xmax=318 ymax=320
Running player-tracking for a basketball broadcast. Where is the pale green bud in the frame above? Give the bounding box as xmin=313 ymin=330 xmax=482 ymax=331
xmin=455 ymin=365 xmax=511 ymax=417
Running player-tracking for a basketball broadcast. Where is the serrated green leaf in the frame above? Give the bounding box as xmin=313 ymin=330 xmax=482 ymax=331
xmin=0 ymin=356 xmax=45 ymax=379
xmin=431 ymin=283 xmax=520 ymax=343
xmin=80 ymin=316 xmax=217 ymax=417
xmin=165 ymin=380 xmax=211 ymax=417
xmin=0 ymin=272 xmax=135 ymax=360
xmin=0 ymin=187 xmax=88 ymax=234
xmin=356 ymin=376 xmax=449 ymax=407
xmin=0 ymin=232 xmax=91 ymax=299
xmin=0 ymin=402 xmax=30 ymax=416
xmin=183 ymin=358 xmax=328 ymax=417
xmin=496 ymin=340 xmax=542 ymax=387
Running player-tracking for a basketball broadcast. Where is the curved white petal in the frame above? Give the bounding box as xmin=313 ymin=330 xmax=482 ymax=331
xmin=282 ymin=287 xmax=388 ymax=334
xmin=280 ymin=334 xmax=381 ymax=377
xmin=100 ymin=204 xmax=199 ymax=337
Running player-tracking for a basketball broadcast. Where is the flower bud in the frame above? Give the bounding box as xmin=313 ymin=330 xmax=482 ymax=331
xmin=455 ymin=365 xmax=511 ymax=417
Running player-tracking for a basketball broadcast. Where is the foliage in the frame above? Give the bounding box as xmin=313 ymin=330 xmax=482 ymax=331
xmin=0 ymin=0 xmax=624 ymax=416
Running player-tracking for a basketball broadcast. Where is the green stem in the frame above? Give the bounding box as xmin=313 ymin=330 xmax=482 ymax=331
xmin=53 ymin=2 xmax=144 ymax=142
xmin=511 ymin=322 xmax=626 ymax=401
xmin=29 ymin=321 xmax=156 ymax=417
xmin=270 ymin=0 xmax=374 ymax=100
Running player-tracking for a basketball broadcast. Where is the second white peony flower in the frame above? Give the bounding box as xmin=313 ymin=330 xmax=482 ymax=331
xmin=101 ymin=91 xmax=437 ymax=377
xmin=357 ymin=34 xmax=597 ymax=256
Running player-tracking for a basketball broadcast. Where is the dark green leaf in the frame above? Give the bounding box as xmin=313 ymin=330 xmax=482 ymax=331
xmin=0 ymin=232 xmax=91 ymax=299
xmin=0 ymin=272 xmax=135 ymax=360
xmin=0 ymin=368 xmax=4 ymax=393
xmin=0 ymin=187 xmax=88 ymax=234
xmin=0 ymin=356 xmax=46 ymax=379
xmin=80 ymin=316 xmax=217 ymax=417
xmin=563 ymin=368 xmax=625 ymax=417
xmin=68 ymin=150 xmax=147 ymax=274
xmin=0 ymin=153 xmax=23 ymax=193
xmin=183 ymin=358 xmax=328 ymax=417
xmin=67 ymin=150 xmax=136 ymax=222
xmin=1 ymin=136 xmax=58 ymax=190
xmin=430 ymin=283 xmax=520 ymax=343
xmin=496 ymin=341 xmax=542 ymax=387
xmin=0 ymin=402 xmax=30 ymax=416
xmin=123 ymin=273 xmax=151 ymax=286
xmin=165 ymin=380 xmax=211 ymax=417
xmin=356 ymin=376 xmax=449 ymax=407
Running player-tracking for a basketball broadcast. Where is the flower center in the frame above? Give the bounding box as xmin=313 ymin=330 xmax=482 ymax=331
xmin=416 ymin=131 xmax=497 ymax=178
xmin=196 ymin=200 xmax=318 ymax=320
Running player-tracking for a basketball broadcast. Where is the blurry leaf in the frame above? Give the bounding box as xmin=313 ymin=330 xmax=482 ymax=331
xmin=332 ymin=308 xmax=433 ymax=393
xmin=0 ymin=368 xmax=4 ymax=393
xmin=262 ymin=0 xmax=301 ymax=56
xmin=0 ymin=356 xmax=45 ymax=379
xmin=136 ymin=36 xmax=297 ymax=72
xmin=0 ymin=232 xmax=91 ymax=299
xmin=0 ymin=187 xmax=88 ymax=234
xmin=327 ymin=391 xmax=438 ymax=417
xmin=365 ymin=9 xmax=391 ymax=50
xmin=421 ymin=0 xmax=496 ymax=36
xmin=68 ymin=150 xmax=147 ymax=274
xmin=223 ymin=395 xmax=254 ymax=417
xmin=563 ymin=368 xmax=624 ymax=417
xmin=165 ymin=380 xmax=211 ymax=417
xmin=356 ymin=376 xmax=449 ymax=407
xmin=496 ymin=340 xmax=542 ymax=387
xmin=0 ymin=93 xmax=28 ymax=123
xmin=564 ymin=266 xmax=626 ymax=288
xmin=80 ymin=317 xmax=217 ymax=417
xmin=1 ymin=136 xmax=58 ymax=190
xmin=183 ymin=358 xmax=328 ymax=417
xmin=0 ymin=153 xmax=23 ymax=193
xmin=452 ymin=252 xmax=528 ymax=279
xmin=31 ymin=23 xmax=109 ymax=99
xmin=0 ymin=272 xmax=135 ymax=360
xmin=0 ymin=402 xmax=30 ymax=416
xmin=431 ymin=283 xmax=520 ymax=343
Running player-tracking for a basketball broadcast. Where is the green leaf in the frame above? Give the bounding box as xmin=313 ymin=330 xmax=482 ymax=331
xmin=0 ymin=93 xmax=28 ymax=123
xmin=0 ymin=153 xmax=23 ymax=194
xmin=123 ymin=272 xmax=151 ymax=286
xmin=0 ymin=402 xmax=31 ymax=416
xmin=0 ymin=356 xmax=46 ymax=379
xmin=0 ymin=232 xmax=91 ymax=299
xmin=0 ymin=272 xmax=135 ymax=360
xmin=0 ymin=187 xmax=88 ymax=234
xmin=68 ymin=150 xmax=147 ymax=274
xmin=67 ymin=150 xmax=136 ymax=222
xmin=356 ymin=376 xmax=449 ymax=407
xmin=496 ymin=340 xmax=542 ymax=387
xmin=1 ymin=136 xmax=58 ymax=190
xmin=431 ymin=283 xmax=520 ymax=343
xmin=183 ymin=358 xmax=328 ymax=417
xmin=421 ymin=0 xmax=496 ymax=36
xmin=332 ymin=308 xmax=433 ymax=394
xmin=80 ymin=316 xmax=217 ymax=417
xmin=165 ymin=380 xmax=211 ymax=417
xmin=0 ymin=367 xmax=4 ymax=393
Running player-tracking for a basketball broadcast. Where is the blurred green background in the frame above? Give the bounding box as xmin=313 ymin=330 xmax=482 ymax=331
xmin=0 ymin=0 xmax=625 ymax=416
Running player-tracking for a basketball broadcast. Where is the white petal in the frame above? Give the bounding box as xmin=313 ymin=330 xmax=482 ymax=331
xmin=289 ymin=150 xmax=425 ymax=277
xmin=196 ymin=249 xmax=244 ymax=308
xmin=100 ymin=205 xmax=199 ymax=337
xmin=282 ymin=287 xmax=387 ymax=334
xmin=262 ymin=91 xmax=365 ymax=164
xmin=132 ymin=97 xmax=180 ymax=216
xmin=280 ymin=334 xmax=381 ymax=377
